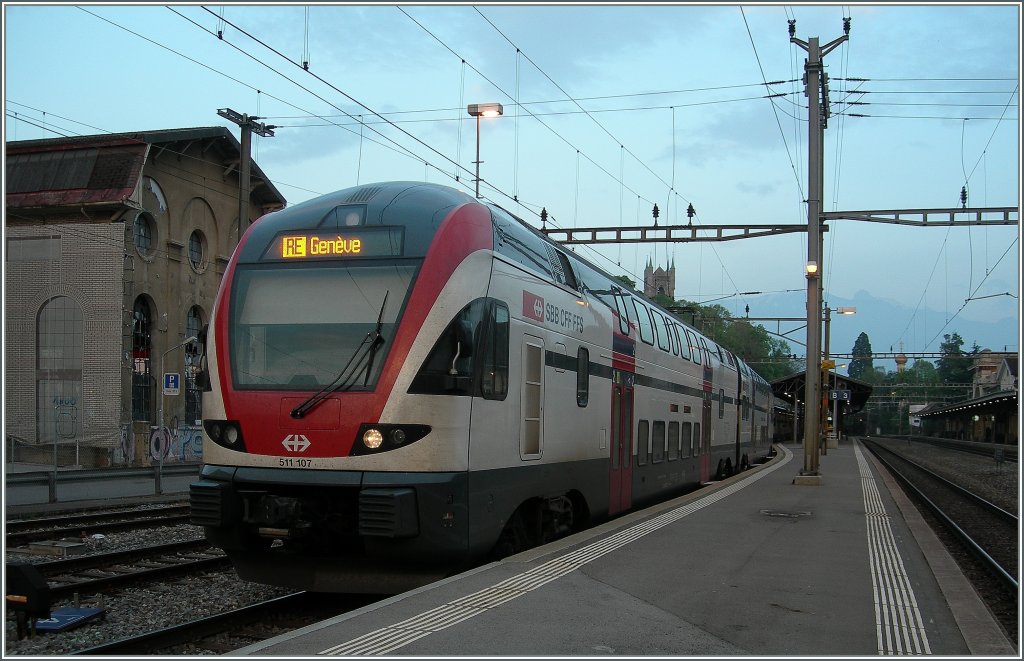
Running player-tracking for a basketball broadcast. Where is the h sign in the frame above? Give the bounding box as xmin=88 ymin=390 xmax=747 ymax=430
xmin=163 ymin=373 xmax=181 ymax=395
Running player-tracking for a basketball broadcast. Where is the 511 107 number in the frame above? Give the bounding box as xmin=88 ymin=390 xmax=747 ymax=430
xmin=279 ymin=457 xmax=312 ymax=468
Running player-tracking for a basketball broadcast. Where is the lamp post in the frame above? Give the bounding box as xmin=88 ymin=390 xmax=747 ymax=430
xmin=156 ymin=335 xmax=197 ymax=494
xmin=466 ymin=103 xmax=503 ymax=199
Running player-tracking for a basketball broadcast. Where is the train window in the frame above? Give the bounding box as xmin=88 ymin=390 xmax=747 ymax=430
xmin=651 ymin=311 xmax=670 ymax=352
xmin=700 ymin=337 xmax=714 ymax=365
xmin=675 ymin=323 xmax=691 ymax=361
xmin=232 ymin=263 xmax=413 ymax=391
xmin=479 ymin=302 xmax=510 ymax=401
xmin=684 ymin=329 xmax=701 ymax=365
xmin=631 ymin=299 xmax=654 ymax=345
xmin=576 ymin=347 xmax=589 ymax=407
xmin=613 ymin=289 xmax=631 ymax=336
xmin=719 ymin=388 xmax=725 ymax=419
xmin=663 ymin=316 xmax=678 ymax=356
xmin=652 ymin=421 xmax=665 ymax=463
xmin=636 ymin=420 xmax=649 ymax=466
xmin=680 ymin=422 xmax=691 ymax=458
xmin=410 ymin=298 xmax=508 ymax=400
xmin=668 ymin=421 xmax=679 ymax=460
xmin=693 ymin=422 xmax=701 ymax=456
xmin=492 ymin=208 xmax=555 ymax=280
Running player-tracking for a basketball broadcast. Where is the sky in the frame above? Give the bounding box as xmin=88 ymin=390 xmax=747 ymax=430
xmin=3 ymin=2 xmax=1021 ymax=364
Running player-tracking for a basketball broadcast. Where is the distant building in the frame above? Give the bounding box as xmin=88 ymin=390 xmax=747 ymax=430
xmin=970 ymin=349 xmax=1017 ymax=398
xmin=643 ymin=258 xmax=675 ymax=300
xmin=917 ymin=350 xmax=1018 ymax=444
xmin=5 ymin=127 xmax=286 ymax=467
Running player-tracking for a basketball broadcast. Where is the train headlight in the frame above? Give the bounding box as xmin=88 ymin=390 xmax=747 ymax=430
xmin=203 ymin=419 xmax=246 ymax=451
xmin=363 ymin=428 xmax=384 ymax=449
xmin=351 ymin=423 xmax=432 ymax=455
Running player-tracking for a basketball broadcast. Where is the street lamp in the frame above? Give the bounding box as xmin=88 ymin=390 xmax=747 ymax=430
xmin=467 ymin=102 xmax=503 ymax=199
xmin=156 ymin=335 xmax=198 ymax=494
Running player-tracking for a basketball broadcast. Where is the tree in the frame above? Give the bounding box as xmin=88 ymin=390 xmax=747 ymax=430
xmin=848 ymin=332 xmax=874 ymax=382
xmin=936 ymin=332 xmax=973 ymax=391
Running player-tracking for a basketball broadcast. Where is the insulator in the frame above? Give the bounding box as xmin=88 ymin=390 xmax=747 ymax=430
xmin=788 ymin=19 xmax=796 ymax=37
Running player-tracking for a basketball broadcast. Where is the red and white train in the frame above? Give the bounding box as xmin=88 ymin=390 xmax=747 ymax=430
xmin=190 ymin=181 xmax=774 ymax=592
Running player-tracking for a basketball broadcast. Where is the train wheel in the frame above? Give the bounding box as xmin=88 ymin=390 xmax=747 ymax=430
xmin=715 ymin=459 xmax=726 ymax=480
xmin=491 ymin=510 xmax=529 ymax=560
xmin=740 ymin=454 xmax=750 ymax=471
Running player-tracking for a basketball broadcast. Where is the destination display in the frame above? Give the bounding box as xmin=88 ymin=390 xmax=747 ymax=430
xmin=265 ymin=228 xmax=403 ymax=260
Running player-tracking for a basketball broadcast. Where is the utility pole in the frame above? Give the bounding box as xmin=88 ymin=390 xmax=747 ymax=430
xmin=218 ymin=108 xmax=275 ymax=244
xmin=790 ymin=19 xmax=848 ymax=483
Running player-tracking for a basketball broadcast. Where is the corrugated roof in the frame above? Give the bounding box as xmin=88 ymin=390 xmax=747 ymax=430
xmin=6 ymin=126 xmax=286 ymax=210
xmin=6 ymin=143 xmax=149 ymax=208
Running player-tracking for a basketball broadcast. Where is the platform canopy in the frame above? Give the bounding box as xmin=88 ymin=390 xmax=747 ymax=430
xmin=770 ymin=370 xmax=873 ymax=413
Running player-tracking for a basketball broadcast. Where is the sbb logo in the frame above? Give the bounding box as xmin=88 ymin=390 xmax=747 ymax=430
xmin=523 ymin=291 xmax=544 ymax=322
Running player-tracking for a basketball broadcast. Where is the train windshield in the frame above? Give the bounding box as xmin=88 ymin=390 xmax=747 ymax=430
xmin=229 ymin=263 xmax=417 ymax=390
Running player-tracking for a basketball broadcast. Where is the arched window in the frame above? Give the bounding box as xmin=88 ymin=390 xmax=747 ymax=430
xmin=185 ymin=306 xmax=204 ymax=423
xmin=133 ymin=211 xmax=156 ymax=258
xmin=132 ymin=297 xmax=154 ymax=421
xmin=188 ymin=229 xmax=207 ymax=272
xmin=36 ymin=297 xmax=83 ymax=449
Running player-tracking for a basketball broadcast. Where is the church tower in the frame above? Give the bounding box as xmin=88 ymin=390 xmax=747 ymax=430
xmin=643 ymin=257 xmax=676 ymax=300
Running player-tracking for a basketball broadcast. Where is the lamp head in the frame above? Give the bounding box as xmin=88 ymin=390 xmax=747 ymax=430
xmin=467 ymin=102 xmax=504 ymax=118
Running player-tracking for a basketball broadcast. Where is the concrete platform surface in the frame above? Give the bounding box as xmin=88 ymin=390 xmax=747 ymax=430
xmin=229 ymin=440 xmax=1016 ymax=657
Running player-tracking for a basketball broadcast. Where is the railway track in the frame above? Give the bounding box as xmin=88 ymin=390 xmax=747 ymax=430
xmin=5 ymin=504 xmax=191 ymax=547
xmin=863 ymin=439 xmax=1018 ymax=641
xmin=70 ymin=591 xmax=378 ymax=655
xmin=26 ymin=540 xmax=230 ymax=599
xmin=884 ymin=435 xmax=1018 ymax=463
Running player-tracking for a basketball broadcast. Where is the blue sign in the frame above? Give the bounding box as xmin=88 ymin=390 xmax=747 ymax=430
xmin=163 ymin=372 xmax=181 ymax=395
xmin=34 ymin=606 xmax=105 ymax=632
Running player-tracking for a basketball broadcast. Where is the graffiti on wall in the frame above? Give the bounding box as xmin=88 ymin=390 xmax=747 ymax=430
xmin=148 ymin=423 xmax=203 ymax=463
xmin=114 ymin=424 xmax=135 ymax=465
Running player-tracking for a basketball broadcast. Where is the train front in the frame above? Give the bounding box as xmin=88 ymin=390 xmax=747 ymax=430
xmin=190 ymin=182 xmax=494 ymax=593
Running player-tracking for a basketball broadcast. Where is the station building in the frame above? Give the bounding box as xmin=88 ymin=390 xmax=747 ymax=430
xmin=4 ymin=127 xmax=286 ymax=467
xmin=916 ymin=351 xmax=1018 ymax=445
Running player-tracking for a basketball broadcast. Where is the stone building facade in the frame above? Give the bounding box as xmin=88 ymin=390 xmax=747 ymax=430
xmin=5 ymin=127 xmax=285 ymax=467
xmin=643 ymin=258 xmax=675 ymax=300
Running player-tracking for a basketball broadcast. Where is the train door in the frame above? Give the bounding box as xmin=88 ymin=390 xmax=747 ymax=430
xmin=700 ymin=385 xmax=712 ymax=482
xmin=520 ymin=335 xmax=544 ymax=460
xmin=609 ymin=371 xmax=633 ymax=515
xmin=699 ymin=341 xmax=713 ymax=483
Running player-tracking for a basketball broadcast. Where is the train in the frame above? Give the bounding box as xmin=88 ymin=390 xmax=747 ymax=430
xmin=189 ymin=181 xmax=775 ymax=593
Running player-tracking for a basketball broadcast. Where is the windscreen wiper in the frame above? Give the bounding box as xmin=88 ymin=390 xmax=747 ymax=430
xmin=290 ymin=292 xmax=388 ymax=419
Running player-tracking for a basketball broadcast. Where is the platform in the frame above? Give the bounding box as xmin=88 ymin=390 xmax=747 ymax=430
xmin=230 ymin=439 xmax=1016 ymax=656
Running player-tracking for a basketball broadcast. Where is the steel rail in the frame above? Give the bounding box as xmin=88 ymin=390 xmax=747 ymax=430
xmin=864 ymin=440 xmax=1018 ymax=593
